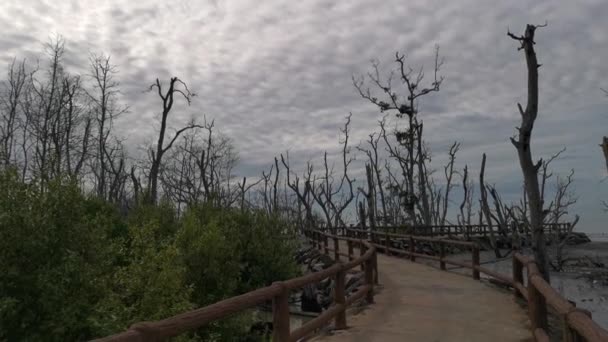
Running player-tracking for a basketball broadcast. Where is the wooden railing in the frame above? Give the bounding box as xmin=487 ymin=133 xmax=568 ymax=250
xmin=329 ymin=223 xmax=572 ymax=240
xmin=512 ymin=254 xmax=608 ymax=342
xmin=333 ymin=227 xmax=608 ymax=342
xmin=92 ymin=231 xmax=377 ymax=342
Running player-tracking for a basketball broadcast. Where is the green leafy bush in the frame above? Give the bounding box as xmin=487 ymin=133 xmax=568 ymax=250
xmin=0 ymin=170 xmax=299 ymax=341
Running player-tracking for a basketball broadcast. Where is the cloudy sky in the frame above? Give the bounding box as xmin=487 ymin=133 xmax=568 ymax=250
xmin=2 ymin=0 xmax=607 ymax=232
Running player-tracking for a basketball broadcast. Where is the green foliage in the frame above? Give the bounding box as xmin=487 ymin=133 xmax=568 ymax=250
xmin=0 ymin=170 xmax=116 ymax=341
xmin=93 ymin=204 xmax=194 ymax=336
xmin=0 ymin=170 xmax=299 ymax=341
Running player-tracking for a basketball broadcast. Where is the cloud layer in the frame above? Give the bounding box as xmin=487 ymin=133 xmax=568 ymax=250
xmin=2 ymin=0 xmax=608 ymax=232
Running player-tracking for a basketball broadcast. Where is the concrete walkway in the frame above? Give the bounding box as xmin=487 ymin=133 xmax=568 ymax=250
xmin=311 ymin=251 xmax=532 ymax=342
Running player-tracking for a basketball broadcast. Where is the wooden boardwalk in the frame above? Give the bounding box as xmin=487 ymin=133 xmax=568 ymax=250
xmin=312 ymin=250 xmax=532 ymax=342
xmin=95 ymin=229 xmax=608 ymax=342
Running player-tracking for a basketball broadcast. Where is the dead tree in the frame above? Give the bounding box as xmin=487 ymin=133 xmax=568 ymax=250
xmin=87 ymin=53 xmax=127 ymax=199
xmin=17 ymin=38 xmax=93 ymax=184
xmin=160 ymin=122 xmax=238 ymax=208
xmin=457 ymin=165 xmax=475 ymax=225
xmin=0 ymin=59 xmax=28 ymax=167
xmin=487 ymin=185 xmax=515 ymax=249
xmin=600 ymin=136 xmax=608 ymax=175
xmin=104 ymin=138 xmax=128 ymax=204
xmin=358 ymin=131 xmax=387 ymax=224
xmin=358 ymin=163 xmax=377 ymax=231
xmin=147 ymin=77 xmax=199 ymax=204
xmin=281 ymin=154 xmax=314 ymax=230
xmin=440 ymin=142 xmax=460 ymax=225
xmin=23 ymin=38 xmax=66 ymax=187
xmin=479 ymin=153 xmax=501 ymax=257
xmin=260 ymin=160 xmax=279 ymax=215
xmin=324 ymin=114 xmax=355 ymax=227
xmin=508 ymin=23 xmax=551 ymax=282
xmin=238 ymin=176 xmax=263 ymax=211
xmin=354 ymin=46 xmax=444 ymax=225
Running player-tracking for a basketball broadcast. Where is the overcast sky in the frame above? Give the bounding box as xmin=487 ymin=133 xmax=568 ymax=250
xmin=1 ymin=0 xmax=607 ymax=232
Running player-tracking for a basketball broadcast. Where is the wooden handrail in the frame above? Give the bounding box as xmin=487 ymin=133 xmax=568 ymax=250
xmin=93 ymin=230 xmax=377 ymax=342
xmin=327 ymin=222 xmax=572 ymax=240
xmin=335 ymin=227 xmax=608 ymax=342
xmin=513 ymin=252 xmax=608 ymax=342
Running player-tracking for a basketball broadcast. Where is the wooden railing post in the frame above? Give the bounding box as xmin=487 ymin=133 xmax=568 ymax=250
xmin=365 ymin=253 xmax=375 ymax=304
xmin=324 ymin=234 xmax=329 ymax=255
xmin=512 ymin=255 xmax=524 ymax=299
xmin=385 ymin=231 xmax=391 ymax=256
xmin=409 ymin=236 xmax=416 ymax=262
xmin=347 ymin=240 xmax=354 ymax=261
xmin=373 ymin=251 xmax=379 ymax=284
xmin=272 ymin=282 xmax=290 ymax=342
xmin=333 ymin=236 xmax=340 ymax=261
xmin=527 ymin=267 xmax=548 ymax=333
xmin=334 ymin=266 xmax=347 ymax=330
xmin=439 ymin=241 xmax=446 ymax=270
xmin=360 ymin=242 xmax=367 ymax=272
xmin=472 ymin=246 xmax=480 ymax=280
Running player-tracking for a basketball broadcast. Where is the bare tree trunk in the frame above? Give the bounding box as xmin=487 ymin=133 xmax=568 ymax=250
xmin=600 ymin=136 xmax=608 ymax=174
xmin=441 ymin=142 xmax=460 ymax=225
xmin=0 ymin=59 xmax=27 ymax=167
xmin=508 ymin=23 xmax=550 ymax=282
xmin=88 ymin=53 xmax=125 ymax=199
xmin=479 ymin=153 xmax=501 ymax=258
xmin=365 ymin=164 xmax=377 ymax=230
xmin=147 ymin=77 xmax=197 ymax=204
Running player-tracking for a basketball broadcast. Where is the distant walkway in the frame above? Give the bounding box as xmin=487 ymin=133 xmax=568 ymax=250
xmin=312 ymin=251 xmax=532 ymax=342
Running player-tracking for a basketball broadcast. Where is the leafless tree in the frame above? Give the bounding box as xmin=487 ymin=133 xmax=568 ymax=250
xmin=0 ymin=59 xmax=28 ymax=168
xmin=545 ymin=169 xmax=579 ymax=271
xmin=281 ymin=153 xmax=314 ymax=229
xmin=479 ymin=153 xmax=501 ymax=257
xmin=13 ymin=38 xmax=93 ymax=186
xmin=457 ymin=165 xmax=475 ymax=225
xmin=508 ymin=23 xmax=551 ymax=282
xmin=440 ymin=142 xmax=460 ymax=225
xmin=358 ymin=130 xmax=387 ymax=224
xmin=354 ymin=46 xmax=444 ymax=225
xmin=600 ymin=136 xmax=608 ymax=175
xmin=147 ymin=77 xmax=200 ymax=204
xmin=237 ymin=176 xmax=263 ymax=211
xmin=87 ymin=53 xmax=127 ymax=200
xmin=305 ymin=115 xmax=355 ymax=229
xmin=160 ymin=120 xmax=238 ymax=209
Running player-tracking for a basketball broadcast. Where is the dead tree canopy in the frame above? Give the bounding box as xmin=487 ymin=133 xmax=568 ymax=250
xmin=508 ymin=23 xmax=550 ymax=283
xmin=353 ymin=46 xmax=445 ymax=226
